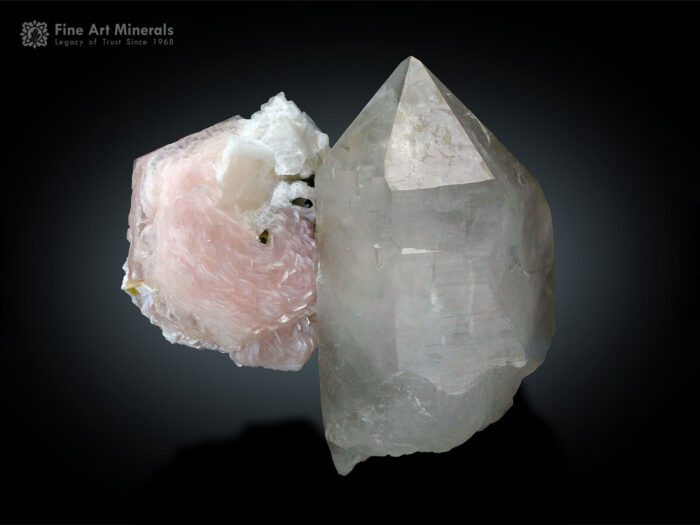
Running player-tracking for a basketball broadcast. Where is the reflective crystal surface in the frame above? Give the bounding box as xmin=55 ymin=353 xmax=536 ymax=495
xmin=316 ymin=57 xmax=555 ymax=474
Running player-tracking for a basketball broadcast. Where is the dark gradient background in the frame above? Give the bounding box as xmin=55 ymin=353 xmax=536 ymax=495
xmin=2 ymin=1 xmax=698 ymax=523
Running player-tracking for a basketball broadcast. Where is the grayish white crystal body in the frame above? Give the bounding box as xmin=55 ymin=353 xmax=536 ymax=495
xmin=316 ymin=57 xmax=555 ymax=474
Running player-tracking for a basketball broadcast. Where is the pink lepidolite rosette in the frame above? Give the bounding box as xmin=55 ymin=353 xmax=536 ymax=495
xmin=122 ymin=94 xmax=328 ymax=371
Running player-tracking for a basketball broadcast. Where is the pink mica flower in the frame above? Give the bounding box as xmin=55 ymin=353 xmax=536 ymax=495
xmin=122 ymin=94 xmax=328 ymax=371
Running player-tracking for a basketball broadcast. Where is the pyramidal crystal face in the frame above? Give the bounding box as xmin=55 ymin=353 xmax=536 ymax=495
xmin=122 ymin=93 xmax=328 ymax=371
xmin=316 ymin=57 xmax=555 ymax=474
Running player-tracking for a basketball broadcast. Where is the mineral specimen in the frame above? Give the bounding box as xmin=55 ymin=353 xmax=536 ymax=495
xmin=316 ymin=57 xmax=555 ymax=474
xmin=122 ymin=93 xmax=328 ymax=371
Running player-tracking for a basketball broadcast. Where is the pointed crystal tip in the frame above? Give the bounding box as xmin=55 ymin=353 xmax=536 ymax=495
xmin=383 ymin=57 xmax=494 ymax=191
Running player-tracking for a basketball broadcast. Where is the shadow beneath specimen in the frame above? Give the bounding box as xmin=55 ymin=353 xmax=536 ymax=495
xmin=135 ymin=389 xmax=569 ymax=524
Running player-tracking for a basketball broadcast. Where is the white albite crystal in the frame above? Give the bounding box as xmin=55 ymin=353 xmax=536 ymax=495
xmin=316 ymin=57 xmax=555 ymax=474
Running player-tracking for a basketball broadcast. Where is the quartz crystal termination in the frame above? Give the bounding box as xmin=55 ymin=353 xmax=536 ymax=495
xmin=316 ymin=57 xmax=555 ymax=474
xmin=122 ymin=94 xmax=328 ymax=371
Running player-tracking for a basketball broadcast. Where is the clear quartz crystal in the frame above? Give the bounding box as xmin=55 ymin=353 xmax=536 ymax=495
xmin=316 ymin=57 xmax=555 ymax=474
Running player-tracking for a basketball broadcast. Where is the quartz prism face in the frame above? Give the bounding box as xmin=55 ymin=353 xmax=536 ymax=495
xmin=316 ymin=57 xmax=555 ymax=474
xmin=122 ymin=93 xmax=328 ymax=371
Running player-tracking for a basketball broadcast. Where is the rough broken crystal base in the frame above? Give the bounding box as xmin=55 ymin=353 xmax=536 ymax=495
xmin=316 ymin=57 xmax=555 ymax=474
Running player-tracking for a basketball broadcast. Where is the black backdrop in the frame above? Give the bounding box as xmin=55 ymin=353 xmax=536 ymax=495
xmin=2 ymin=2 xmax=699 ymax=523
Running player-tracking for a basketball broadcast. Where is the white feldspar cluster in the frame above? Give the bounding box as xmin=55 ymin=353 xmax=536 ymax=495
xmin=122 ymin=93 xmax=329 ymax=371
xmin=315 ymin=57 xmax=555 ymax=474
